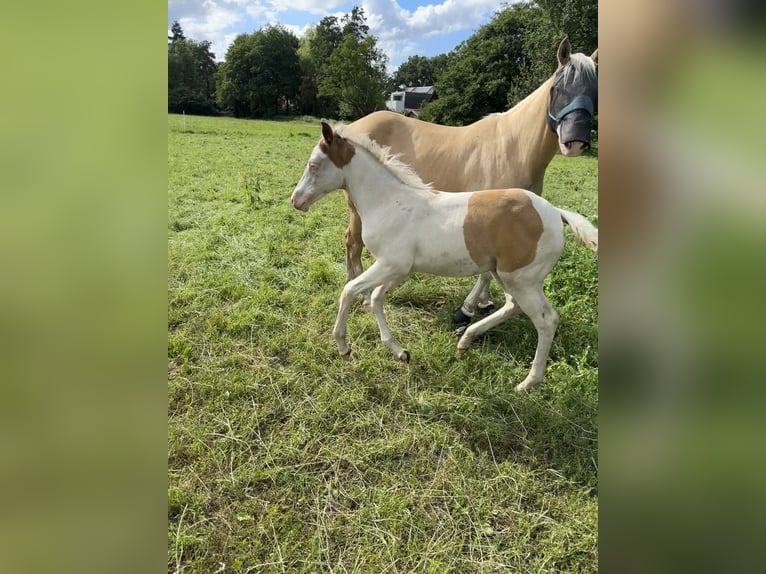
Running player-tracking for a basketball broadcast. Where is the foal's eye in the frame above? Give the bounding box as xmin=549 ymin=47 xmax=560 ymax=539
xmin=309 ymin=163 xmax=318 ymax=173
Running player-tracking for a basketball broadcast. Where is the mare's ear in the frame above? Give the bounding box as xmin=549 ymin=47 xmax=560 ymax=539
xmin=557 ymin=37 xmax=571 ymax=66
xmin=321 ymin=121 xmax=334 ymax=144
xmin=590 ymin=49 xmax=598 ymax=65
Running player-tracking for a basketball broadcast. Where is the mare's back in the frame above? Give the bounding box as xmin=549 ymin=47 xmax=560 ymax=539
xmin=347 ymin=112 xmax=475 ymax=191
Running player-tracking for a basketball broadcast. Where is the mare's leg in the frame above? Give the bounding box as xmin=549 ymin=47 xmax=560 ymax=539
xmin=343 ymin=193 xmax=372 ymax=307
xmin=476 ymin=273 xmax=495 ymax=313
xmin=370 ymin=277 xmax=409 ymax=362
xmin=504 ymin=280 xmax=559 ymax=392
xmin=456 ymin=289 xmax=522 ymax=353
xmin=453 ymin=273 xmax=492 ymax=326
xmin=344 ymin=193 xmax=365 ymax=280
xmin=334 ymin=261 xmax=395 ymax=358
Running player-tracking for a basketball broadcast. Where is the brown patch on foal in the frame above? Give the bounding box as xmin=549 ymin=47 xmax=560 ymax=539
xmin=319 ymin=137 xmax=355 ymax=168
xmin=463 ymin=189 xmax=544 ymax=273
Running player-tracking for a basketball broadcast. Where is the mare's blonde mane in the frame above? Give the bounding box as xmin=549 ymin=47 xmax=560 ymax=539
xmin=334 ymin=124 xmax=433 ymax=192
xmin=559 ymin=53 xmax=597 ymax=85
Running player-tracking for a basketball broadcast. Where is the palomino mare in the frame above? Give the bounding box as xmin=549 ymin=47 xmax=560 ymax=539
xmin=291 ymin=122 xmax=598 ymax=392
xmin=343 ymin=38 xmax=598 ymax=325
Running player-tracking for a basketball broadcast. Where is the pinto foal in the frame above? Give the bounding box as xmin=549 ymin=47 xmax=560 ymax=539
xmin=291 ymin=122 xmax=597 ymax=392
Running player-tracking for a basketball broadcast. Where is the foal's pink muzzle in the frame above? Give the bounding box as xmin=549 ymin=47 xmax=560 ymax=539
xmin=291 ymin=191 xmax=310 ymax=212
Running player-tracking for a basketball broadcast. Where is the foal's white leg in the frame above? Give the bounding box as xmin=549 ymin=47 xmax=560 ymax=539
xmin=507 ymin=283 xmax=559 ymax=392
xmin=456 ymin=291 xmax=522 ymax=352
xmin=370 ymin=278 xmax=409 ymax=362
xmin=334 ymin=261 xmax=395 ymax=358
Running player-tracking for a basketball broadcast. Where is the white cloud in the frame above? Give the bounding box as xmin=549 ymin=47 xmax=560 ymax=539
xmin=267 ymin=0 xmax=348 ymax=15
xmin=360 ymin=0 xmax=509 ymax=68
xmin=281 ymin=23 xmax=312 ymax=38
xmin=169 ymin=0 xmax=512 ymax=67
xmin=362 ymin=0 xmax=507 ymax=39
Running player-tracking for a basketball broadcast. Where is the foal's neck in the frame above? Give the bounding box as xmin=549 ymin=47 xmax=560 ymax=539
xmin=343 ymin=148 xmax=427 ymax=216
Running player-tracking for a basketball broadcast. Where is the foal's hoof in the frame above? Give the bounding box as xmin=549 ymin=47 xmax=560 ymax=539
xmin=514 ymin=379 xmax=539 ymax=393
xmin=452 ymin=306 xmax=472 ymax=328
xmin=399 ymin=350 xmax=410 ymax=363
xmin=340 ymin=349 xmax=352 ymax=361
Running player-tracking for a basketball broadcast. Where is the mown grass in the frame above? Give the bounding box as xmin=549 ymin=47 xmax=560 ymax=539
xmin=168 ymin=113 xmax=598 ymax=573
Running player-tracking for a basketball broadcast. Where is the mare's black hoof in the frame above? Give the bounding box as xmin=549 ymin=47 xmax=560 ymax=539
xmin=452 ymin=306 xmax=472 ymax=327
xmin=477 ymin=302 xmax=496 ymax=317
xmin=452 ymin=302 xmax=496 ymax=328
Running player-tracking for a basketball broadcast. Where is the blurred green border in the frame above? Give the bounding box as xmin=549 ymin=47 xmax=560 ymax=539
xmin=0 ymin=4 xmax=168 ymax=573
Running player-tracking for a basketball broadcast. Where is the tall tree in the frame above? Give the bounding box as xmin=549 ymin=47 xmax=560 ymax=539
xmin=341 ymin=6 xmax=369 ymax=41
xmin=297 ymin=17 xmax=344 ymax=117
xmin=216 ymin=26 xmax=301 ymax=118
xmin=168 ymin=24 xmax=218 ymax=115
xmin=169 ymin=20 xmax=185 ymax=42
xmin=319 ymin=34 xmax=388 ymax=119
xmin=298 ymin=6 xmax=382 ymax=119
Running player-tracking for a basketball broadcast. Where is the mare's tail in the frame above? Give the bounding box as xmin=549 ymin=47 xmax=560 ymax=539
xmin=557 ymin=208 xmax=598 ymax=253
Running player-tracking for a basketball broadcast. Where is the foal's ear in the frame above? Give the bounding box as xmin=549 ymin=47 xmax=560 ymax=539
xmin=557 ymin=37 xmax=571 ymax=66
xmin=321 ymin=121 xmax=334 ymax=145
xmin=590 ymin=49 xmax=598 ymax=65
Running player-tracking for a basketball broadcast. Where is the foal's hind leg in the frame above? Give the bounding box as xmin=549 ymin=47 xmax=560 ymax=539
xmin=505 ymin=281 xmax=559 ymax=392
xmin=370 ymin=278 xmax=409 ymax=362
xmin=456 ymin=290 xmax=522 ymax=353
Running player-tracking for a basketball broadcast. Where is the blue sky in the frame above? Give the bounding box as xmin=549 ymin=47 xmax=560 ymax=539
xmin=168 ymin=0 xmax=513 ymax=72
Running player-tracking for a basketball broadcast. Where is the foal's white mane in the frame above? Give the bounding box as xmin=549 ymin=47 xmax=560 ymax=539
xmin=334 ymin=123 xmax=433 ymax=192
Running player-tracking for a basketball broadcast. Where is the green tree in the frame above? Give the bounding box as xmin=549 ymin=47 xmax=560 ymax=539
xmin=297 ymin=7 xmax=382 ymax=119
xmin=503 ymin=2 xmax=559 ymax=107
xmin=216 ymin=26 xmax=301 ymax=118
xmin=389 ymin=54 xmax=449 ymax=91
xmin=420 ymin=4 xmax=540 ymax=125
xmin=169 ymin=20 xmax=185 ymax=42
xmin=341 ymin=6 xmax=369 ymax=41
xmin=168 ymin=23 xmax=218 ymax=115
xmin=319 ymin=34 xmax=388 ymax=120
xmin=538 ymin=0 xmax=598 ymax=54
xmin=297 ymin=18 xmax=343 ymax=117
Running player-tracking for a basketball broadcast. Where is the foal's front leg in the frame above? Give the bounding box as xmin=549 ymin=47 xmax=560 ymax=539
xmin=370 ymin=277 xmax=409 ymax=362
xmin=333 ymin=261 xmax=394 ymax=359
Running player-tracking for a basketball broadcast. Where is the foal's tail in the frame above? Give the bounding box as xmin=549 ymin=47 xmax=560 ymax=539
xmin=557 ymin=208 xmax=598 ymax=253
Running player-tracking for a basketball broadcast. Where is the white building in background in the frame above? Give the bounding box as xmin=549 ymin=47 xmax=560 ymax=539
xmin=384 ymin=86 xmax=436 ymax=117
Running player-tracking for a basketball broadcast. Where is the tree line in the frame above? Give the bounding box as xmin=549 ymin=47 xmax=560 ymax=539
xmin=168 ymin=1 xmax=596 ymax=125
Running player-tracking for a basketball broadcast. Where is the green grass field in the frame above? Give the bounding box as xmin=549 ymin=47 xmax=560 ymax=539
xmin=168 ymin=113 xmax=598 ymax=573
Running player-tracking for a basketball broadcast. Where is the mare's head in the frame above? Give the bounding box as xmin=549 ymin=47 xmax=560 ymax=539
xmin=291 ymin=122 xmax=354 ymax=212
xmin=547 ymin=38 xmax=598 ymax=157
